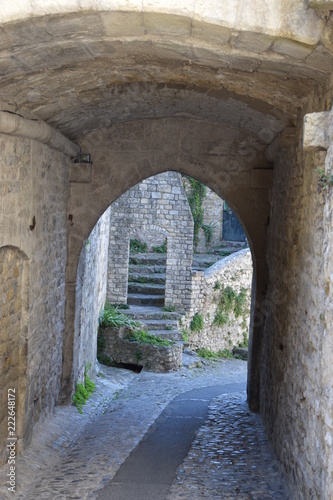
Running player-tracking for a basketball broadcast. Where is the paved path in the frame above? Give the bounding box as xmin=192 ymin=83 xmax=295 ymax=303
xmin=0 ymin=355 xmax=290 ymax=499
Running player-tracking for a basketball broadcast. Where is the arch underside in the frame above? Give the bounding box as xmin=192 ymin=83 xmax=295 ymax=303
xmin=1 ymin=8 xmax=333 ymax=410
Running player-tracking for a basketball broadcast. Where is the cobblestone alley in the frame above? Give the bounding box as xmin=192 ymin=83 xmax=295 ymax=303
xmin=0 ymin=356 xmax=290 ymax=499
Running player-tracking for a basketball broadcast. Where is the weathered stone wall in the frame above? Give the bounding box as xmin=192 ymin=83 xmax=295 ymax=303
xmin=197 ymin=187 xmax=223 ymax=252
xmin=260 ymin=84 xmax=333 ymax=499
xmin=181 ymin=250 xmax=252 ymax=352
xmin=99 ymin=326 xmax=182 ymax=372
xmin=0 ymin=133 xmax=70 ymax=458
xmin=73 ymin=208 xmax=110 ymax=383
xmin=182 ymin=177 xmax=223 ymax=253
xmin=0 ymin=247 xmax=28 ymax=464
xmin=107 ymin=171 xmax=194 ymax=311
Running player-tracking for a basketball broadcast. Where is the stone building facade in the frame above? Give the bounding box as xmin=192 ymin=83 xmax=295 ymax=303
xmin=107 ymin=171 xmax=194 ymax=311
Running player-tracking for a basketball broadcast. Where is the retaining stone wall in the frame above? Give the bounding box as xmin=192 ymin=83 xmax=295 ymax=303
xmin=107 ymin=171 xmax=194 ymax=311
xmin=182 ymin=250 xmax=253 ymax=352
xmin=73 ymin=208 xmax=110 ymax=383
xmin=99 ymin=326 xmax=182 ymax=372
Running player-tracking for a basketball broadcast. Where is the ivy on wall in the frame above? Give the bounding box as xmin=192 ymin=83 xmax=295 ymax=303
xmin=184 ymin=176 xmax=207 ymax=250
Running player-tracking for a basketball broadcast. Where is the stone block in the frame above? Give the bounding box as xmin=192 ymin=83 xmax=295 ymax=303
xmin=272 ymin=38 xmax=314 ymax=59
xmin=101 ymin=11 xmax=145 ymax=37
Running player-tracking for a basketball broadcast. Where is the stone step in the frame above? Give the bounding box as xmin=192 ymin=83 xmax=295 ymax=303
xmin=124 ymin=305 xmax=180 ymax=321
xmin=127 ymin=293 xmax=164 ymax=307
xmin=129 ymin=265 xmax=166 ymax=275
xmin=129 ymin=253 xmax=167 ymax=266
xmin=150 ymin=329 xmax=184 ymax=342
xmin=127 ymin=282 xmax=165 ymax=295
xmin=128 ymin=272 xmax=166 ymax=285
xmin=138 ymin=319 xmax=178 ymax=331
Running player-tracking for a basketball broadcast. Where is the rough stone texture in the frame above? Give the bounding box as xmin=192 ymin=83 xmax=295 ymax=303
xmin=260 ymin=82 xmax=333 ymax=500
xmin=182 ymin=250 xmax=253 ymax=353
xmin=73 ymin=208 xmax=110 ymax=384
xmin=0 ymin=4 xmax=333 ymax=498
xmin=0 ymin=247 xmax=28 ymax=465
xmin=183 ymin=177 xmax=224 ymax=253
xmin=0 ymin=134 xmax=70 ymax=459
xmin=99 ymin=326 xmax=182 ymax=372
xmin=107 ymin=171 xmax=194 ymax=311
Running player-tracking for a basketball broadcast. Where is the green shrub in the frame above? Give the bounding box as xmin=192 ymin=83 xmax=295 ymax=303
xmin=72 ymin=364 xmax=96 ymax=414
xmin=213 ymin=311 xmax=228 ymax=326
xmin=184 ymin=176 xmax=207 ymax=250
xmin=126 ymin=329 xmax=174 ymax=347
xmin=99 ymin=302 xmax=139 ymax=329
xmin=202 ymin=222 xmax=216 ymax=248
xmin=162 ymin=305 xmax=176 ymax=312
xmin=196 ymin=348 xmax=218 ymax=359
xmin=213 ymin=286 xmax=249 ymax=328
xmin=152 ymin=239 xmax=167 ymax=253
xmin=190 ymin=312 xmax=204 ymax=332
xmin=130 ymin=239 xmax=147 ymax=253
xmin=182 ymin=330 xmax=189 ymax=342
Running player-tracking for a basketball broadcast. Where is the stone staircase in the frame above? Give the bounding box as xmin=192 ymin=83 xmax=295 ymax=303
xmin=125 ymin=253 xmax=183 ymax=342
xmin=124 ymin=247 xmax=246 ymax=342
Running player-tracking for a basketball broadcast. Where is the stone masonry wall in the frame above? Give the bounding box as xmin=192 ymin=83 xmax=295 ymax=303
xmin=0 ymin=247 xmax=28 ymax=464
xmin=260 ymin=83 xmax=333 ymax=499
xmin=196 ymin=187 xmax=224 ymax=253
xmin=181 ymin=250 xmax=253 ymax=352
xmin=0 ymin=134 xmax=70 ymax=458
xmin=99 ymin=326 xmax=182 ymax=372
xmin=107 ymin=171 xmax=194 ymax=311
xmin=73 ymin=208 xmax=110 ymax=383
xmin=182 ymin=177 xmax=223 ymax=253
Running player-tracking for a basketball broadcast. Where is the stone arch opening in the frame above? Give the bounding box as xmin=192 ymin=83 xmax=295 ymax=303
xmin=0 ymin=246 xmax=29 ymax=465
xmin=65 ymin=140 xmax=263 ymax=396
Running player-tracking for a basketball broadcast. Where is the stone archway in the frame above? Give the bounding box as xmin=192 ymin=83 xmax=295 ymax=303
xmin=0 ymin=246 xmax=29 ymax=465
xmin=62 ymin=118 xmax=272 ymax=410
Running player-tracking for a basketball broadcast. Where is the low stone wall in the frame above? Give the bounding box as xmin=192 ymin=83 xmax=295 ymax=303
xmin=99 ymin=326 xmax=182 ymax=372
xmin=182 ymin=249 xmax=253 ymax=352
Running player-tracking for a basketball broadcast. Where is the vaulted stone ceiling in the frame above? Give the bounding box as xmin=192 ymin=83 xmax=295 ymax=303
xmin=0 ymin=9 xmax=332 ymax=145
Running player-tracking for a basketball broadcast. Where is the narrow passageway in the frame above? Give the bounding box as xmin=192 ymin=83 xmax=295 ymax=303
xmin=0 ymin=358 xmax=289 ymax=499
xmin=97 ymin=384 xmax=245 ymax=499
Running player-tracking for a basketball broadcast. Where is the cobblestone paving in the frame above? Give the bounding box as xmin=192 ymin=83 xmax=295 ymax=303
xmin=168 ymin=393 xmax=291 ymax=499
xmin=0 ymin=356 xmax=290 ymax=499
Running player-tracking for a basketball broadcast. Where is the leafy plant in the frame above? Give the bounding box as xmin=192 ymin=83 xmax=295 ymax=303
xmin=217 ymin=348 xmax=233 ymax=359
xmin=213 ymin=311 xmax=228 ymax=326
xmin=213 ymin=286 xmax=248 ymax=327
xmin=190 ymin=312 xmax=204 ymax=332
xmin=126 ymin=329 xmax=174 ymax=347
xmin=238 ymin=332 xmax=249 ymax=348
xmin=163 ymin=305 xmax=176 ymax=312
xmin=182 ymin=330 xmax=189 ymax=342
xmin=152 ymin=239 xmax=167 ymax=253
xmin=196 ymin=348 xmax=219 ymax=359
xmin=196 ymin=347 xmax=233 ymax=359
xmin=184 ymin=176 xmax=207 ymax=250
xmin=315 ymin=168 xmax=333 ymax=189
xmin=202 ymin=221 xmax=216 ymax=248
xmin=72 ymin=364 xmax=96 ymax=414
xmin=130 ymin=239 xmax=147 ymax=253
xmin=99 ymin=302 xmax=139 ymax=329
